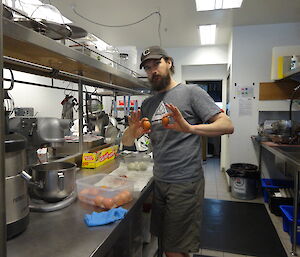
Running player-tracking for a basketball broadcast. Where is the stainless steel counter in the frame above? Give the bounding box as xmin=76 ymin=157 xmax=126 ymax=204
xmin=7 ymin=160 xmax=153 ymax=257
xmin=252 ymin=136 xmax=300 ymax=256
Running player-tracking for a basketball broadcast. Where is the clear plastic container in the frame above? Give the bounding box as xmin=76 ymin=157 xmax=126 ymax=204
xmin=76 ymin=174 xmax=134 ymax=209
xmin=122 ymin=153 xmax=152 ymax=171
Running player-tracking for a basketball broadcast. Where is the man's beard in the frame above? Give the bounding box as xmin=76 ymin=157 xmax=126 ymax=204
xmin=150 ymin=72 xmax=171 ymax=92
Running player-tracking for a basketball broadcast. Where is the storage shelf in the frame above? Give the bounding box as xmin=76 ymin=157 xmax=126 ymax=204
xmin=3 ymin=18 xmax=150 ymax=94
xmin=276 ymin=67 xmax=300 ymax=83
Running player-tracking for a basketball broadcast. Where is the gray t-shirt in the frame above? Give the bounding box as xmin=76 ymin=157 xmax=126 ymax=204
xmin=141 ymin=83 xmax=221 ymax=183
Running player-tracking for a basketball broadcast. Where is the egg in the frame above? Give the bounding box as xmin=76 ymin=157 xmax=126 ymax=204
xmin=94 ymin=195 xmax=105 ymax=207
xmin=88 ymin=187 xmax=99 ymax=196
xmin=127 ymin=162 xmax=136 ymax=171
xmin=113 ymin=194 xmax=125 ymax=206
xmin=102 ymin=198 xmax=115 ymax=210
xmin=162 ymin=116 xmax=170 ymax=126
xmin=117 ymin=192 xmax=128 ymax=204
xmin=142 ymin=120 xmax=151 ymax=130
xmin=122 ymin=190 xmax=133 ymax=202
xmin=79 ymin=188 xmax=90 ymax=196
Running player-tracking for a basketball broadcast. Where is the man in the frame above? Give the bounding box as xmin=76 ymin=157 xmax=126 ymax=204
xmin=122 ymin=46 xmax=234 ymax=257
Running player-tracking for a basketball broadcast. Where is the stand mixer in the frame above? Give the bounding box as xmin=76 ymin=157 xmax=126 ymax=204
xmin=8 ymin=117 xmax=72 ymax=165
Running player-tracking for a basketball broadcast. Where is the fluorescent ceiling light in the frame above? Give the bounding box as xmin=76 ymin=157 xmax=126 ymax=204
xmin=199 ymin=24 xmax=216 ymax=45
xmin=195 ymin=0 xmax=215 ymax=11
xmin=195 ymin=0 xmax=243 ymax=11
xmin=223 ymin=0 xmax=243 ymax=9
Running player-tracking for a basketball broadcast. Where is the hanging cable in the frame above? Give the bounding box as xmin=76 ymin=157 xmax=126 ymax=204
xmin=72 ymin=6 xmax=162 ymax=46
xmin=289 ymin=84 xmax=300 ymax=137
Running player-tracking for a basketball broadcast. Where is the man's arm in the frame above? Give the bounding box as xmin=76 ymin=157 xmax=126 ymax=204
xmin=189 ymin=112 xmax=234 ymax=136
xmin=163 ymin=103 xmax=234 ymax=136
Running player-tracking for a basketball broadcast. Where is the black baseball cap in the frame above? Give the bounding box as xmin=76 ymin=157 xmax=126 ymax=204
xmin=140 ymin=46 xmax=169 ymax=69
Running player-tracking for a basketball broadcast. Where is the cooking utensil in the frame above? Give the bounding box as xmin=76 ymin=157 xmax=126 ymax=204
xmin=22 ymin=162 xmax=78 ymax=202
xmin=68 ymin=24 xmax=88 ymax=39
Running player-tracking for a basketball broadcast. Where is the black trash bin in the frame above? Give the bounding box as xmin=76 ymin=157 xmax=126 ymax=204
xmin=226 ymin=163 xmax=260 ymax=200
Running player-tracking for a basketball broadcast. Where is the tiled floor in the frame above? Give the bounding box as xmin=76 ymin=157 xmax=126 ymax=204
xmin=190 ymin=157 xmax=299 ymax=257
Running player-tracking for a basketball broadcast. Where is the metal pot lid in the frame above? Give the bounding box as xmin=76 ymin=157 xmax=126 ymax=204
xmin=68 ymin=24 xmax=88 ymax=39
xmin=14 ymin=18 xmax=72 ymax=40
xmin=31 ymin=161 xmax=76 ymax=172
xmin=5 ymin=133 xmax=27 ymax=153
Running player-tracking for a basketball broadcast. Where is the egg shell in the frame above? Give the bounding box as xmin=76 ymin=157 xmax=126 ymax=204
xmin=162 ymin=116 xmax=169 ymax=126
xmin=94 ymin=195 xmax=105 ymax=208
xmin=102 ymin=198 xmax=115 ymax=210
xmin=142 ymin=120 xmax=151 ymax=130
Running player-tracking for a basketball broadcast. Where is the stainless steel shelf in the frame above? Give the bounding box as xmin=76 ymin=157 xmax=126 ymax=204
xmin=2 ymin=18 xmax=150 ymax=94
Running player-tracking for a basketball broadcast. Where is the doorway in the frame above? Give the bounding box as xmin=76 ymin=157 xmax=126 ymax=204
xmin=186 ymin=80 xmax=222 ymax=157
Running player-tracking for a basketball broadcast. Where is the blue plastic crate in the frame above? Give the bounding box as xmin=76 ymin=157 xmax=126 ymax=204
xmin=279 ymin=205 xmax=300 ymax=245
xmin=261 ymin=179 xmax=293 ymax=203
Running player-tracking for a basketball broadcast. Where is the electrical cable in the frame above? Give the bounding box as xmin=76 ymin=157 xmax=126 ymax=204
xmin=72 ymin=7 xmax=162 ymax=46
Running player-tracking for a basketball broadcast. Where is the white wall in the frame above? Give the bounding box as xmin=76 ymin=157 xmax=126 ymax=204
xmin=137 ymin=45 xmax=228 ymax=83
xmin=181 ymin=64 xmax=227 ymax=82
xmin=5 ymin=69 xmax=98 ymax=118
xmin=229 ymin=22 xmax=300 ymax=166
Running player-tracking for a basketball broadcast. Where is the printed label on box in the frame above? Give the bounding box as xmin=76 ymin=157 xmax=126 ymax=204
xmin=82 ymin=145 xmax=118 ymax=168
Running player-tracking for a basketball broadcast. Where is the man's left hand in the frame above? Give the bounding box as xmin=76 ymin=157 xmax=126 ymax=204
xmin=162 ymin=103 xmax=192 ymax=133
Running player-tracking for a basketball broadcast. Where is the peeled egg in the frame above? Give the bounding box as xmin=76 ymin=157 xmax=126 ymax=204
xmin=102 ymin=198 xmax=115 ymax=210
xmin=127 ymin=162 xmax=136 ymax=171
xmin=138 ymin=162 xmax=147 ymax=171
xmin=94 ymin=195 xmax=105 ymax=207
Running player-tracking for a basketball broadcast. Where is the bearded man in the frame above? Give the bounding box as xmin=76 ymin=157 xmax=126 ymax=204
xmin=122 ymin=46 xmax=234 ymax=257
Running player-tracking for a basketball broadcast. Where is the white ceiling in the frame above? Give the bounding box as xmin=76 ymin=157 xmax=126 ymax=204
xmin=47 ymin=0 xmax=300 ymax=49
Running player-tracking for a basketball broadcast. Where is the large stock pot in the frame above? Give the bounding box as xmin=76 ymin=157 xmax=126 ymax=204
xmin=22 ymin=162 xmax=78 ymax=202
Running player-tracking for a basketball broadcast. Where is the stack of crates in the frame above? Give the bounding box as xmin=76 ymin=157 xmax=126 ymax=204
xmin=261 ymin=178 xmax=293 ymax=216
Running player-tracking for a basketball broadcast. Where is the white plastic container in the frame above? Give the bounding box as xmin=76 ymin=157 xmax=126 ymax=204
xmin=76 ymin=174 xmax=134 ymax=209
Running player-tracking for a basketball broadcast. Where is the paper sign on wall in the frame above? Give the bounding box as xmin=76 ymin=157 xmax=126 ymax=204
xmin=239 ymin=98 xmax=252 ymax=116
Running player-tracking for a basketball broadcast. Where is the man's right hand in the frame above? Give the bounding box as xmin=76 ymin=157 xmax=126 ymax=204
xmin=122 ymin=110 xmax=151 ymax=146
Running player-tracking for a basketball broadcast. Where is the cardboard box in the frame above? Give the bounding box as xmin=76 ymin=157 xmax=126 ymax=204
xmin=82 ymin=145 xmax=118 ymax=168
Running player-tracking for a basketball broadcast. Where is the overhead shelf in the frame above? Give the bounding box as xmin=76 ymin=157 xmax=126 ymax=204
xmin=2 ymin=18 xmax=151 ymax=94
xmin=276 ymin=67 xmax=300 ymax=83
